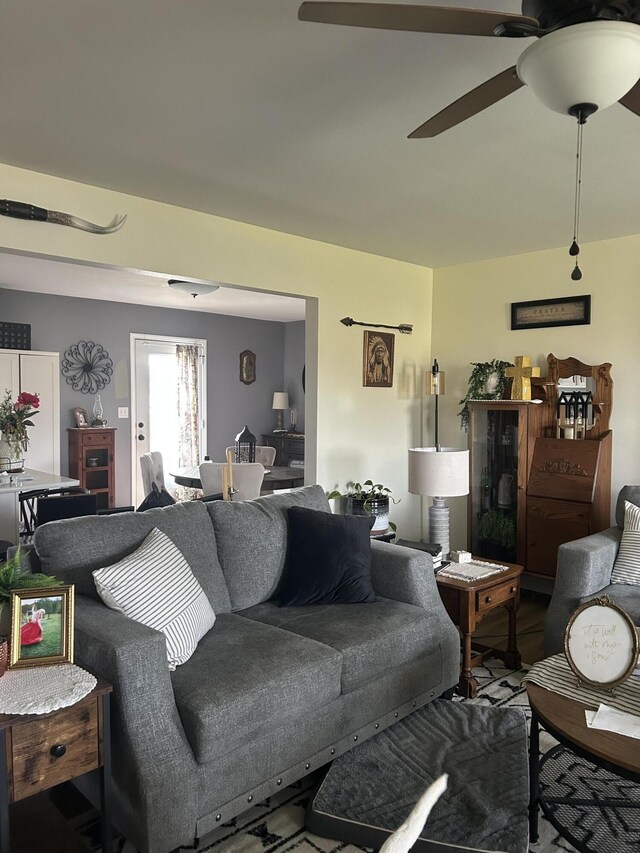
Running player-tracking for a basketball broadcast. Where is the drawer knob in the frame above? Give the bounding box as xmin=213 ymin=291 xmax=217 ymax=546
xmin=50 ymin=743 xmax=67 ymax=758
xmin=510 ymin=586 xmax=516 ymax=593
xmin=485 ymin=596 xmax=492 ymax=604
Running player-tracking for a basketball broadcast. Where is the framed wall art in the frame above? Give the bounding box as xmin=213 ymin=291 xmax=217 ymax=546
xmin=511 ymin=295 xmax=591 ymax=331
xmin=363 ymin=331 xmax=394 ymax=388
xmin=10 ymin=585 xmax=75 ymax=668
xmin=239 ymin=350 xmax=256 ymax=385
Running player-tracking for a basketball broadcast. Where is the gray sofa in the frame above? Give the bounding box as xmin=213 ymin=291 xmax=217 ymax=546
xmin=31 ymin=485 xmax=459 ymax=853
xmin=544 ymin=485 xmax=640 ymax=656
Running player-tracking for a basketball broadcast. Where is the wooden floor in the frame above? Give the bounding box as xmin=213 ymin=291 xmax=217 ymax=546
xmin=472 ymin=588 xmax=549 ymax=665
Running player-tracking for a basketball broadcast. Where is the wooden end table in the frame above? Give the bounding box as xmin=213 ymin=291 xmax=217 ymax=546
xmin=0 ymin=676 xmax=113 ymax=852
xmin=436 ymin=562 xmax=522 ymax=699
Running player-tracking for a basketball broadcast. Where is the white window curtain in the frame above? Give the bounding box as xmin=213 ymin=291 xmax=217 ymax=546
xmin=176 ymin=344 xmax=201 ymax=498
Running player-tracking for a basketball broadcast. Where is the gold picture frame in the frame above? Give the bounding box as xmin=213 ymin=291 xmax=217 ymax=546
xmin=564 ymin=595 xmax=638 ymax=691
xmin=9 ymin=585 xmax=75 ymax=668
xmin=363 ymin=330 xmax=394 ymax=388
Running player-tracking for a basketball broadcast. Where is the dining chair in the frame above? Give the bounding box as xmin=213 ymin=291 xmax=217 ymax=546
xmin=199 ymin=461 xmax=265 ymax=501
xmin=139 ymin=451 xmax=166 ymax=497
xmin=20 ymin=486 xmax=92 ymax=540
xmin=36 ymin=491 xmax=98 ymax=526
xmin=225 ymin=445 xmax=276 ymax=467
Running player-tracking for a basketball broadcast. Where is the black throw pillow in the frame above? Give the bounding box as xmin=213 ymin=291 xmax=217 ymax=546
xmin=276 ymin=506 xmax=376 ymax=606
xmin=136 ymin=482 xmax=177 ymax=512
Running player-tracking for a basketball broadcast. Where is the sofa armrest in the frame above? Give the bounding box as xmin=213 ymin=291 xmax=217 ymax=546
xmin=543 ymin=526 xmax=621 ymax=657
xmin=74 ymin=595 xmax=199 ymax=853
xmin=370 ymin=540 xmax=438 ymax=608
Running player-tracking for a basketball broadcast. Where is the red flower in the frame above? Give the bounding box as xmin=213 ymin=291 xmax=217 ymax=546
xmin=16 ymin=392 xmax=40 ymax=408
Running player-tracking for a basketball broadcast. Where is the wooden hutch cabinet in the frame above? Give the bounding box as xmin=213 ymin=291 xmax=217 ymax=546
xmin=68 ymin=428 xmax=116 ymax=510
xmin=261 ymin=433 xmax=305 ymax=467
xmin=467 ymin=354 xmax=613 ymax=579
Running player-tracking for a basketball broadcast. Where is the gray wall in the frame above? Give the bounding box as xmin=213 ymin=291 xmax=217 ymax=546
xmin=284 ymin=321 xmax=305 ymax=433
xmin=0 ymin=288 xmax=289 ymax=504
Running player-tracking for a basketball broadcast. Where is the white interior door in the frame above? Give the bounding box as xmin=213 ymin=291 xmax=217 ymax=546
xmin=131 ymin=335 xmax=206 ymax=505
xmin=20 ymin=352 xmax=60 ymax=473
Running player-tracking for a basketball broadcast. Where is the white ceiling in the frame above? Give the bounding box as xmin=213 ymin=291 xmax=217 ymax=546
xmin=1 ymin=0 xmax=639 ymax=268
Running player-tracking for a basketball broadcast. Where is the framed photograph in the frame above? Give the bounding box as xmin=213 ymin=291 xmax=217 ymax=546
xmin=239 ymin=350 xmax=256 ymax=385
xmin=564 ymin=596 xmax=638 ymax=690
xmin=511 ymin=295 xmax=591 ymax=330
xmin=72 ymin=406 xmax=89 ymax=428
xmin=9 ymin=585 xmax=75 ymax=668
xmin=363 ymin=331 xmax=395 ymax=388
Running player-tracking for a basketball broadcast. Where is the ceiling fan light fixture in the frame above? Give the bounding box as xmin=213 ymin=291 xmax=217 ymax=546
xmin=517 ymin=21 xmax=640 ymax=115
xmin=168 ymin=279 xmax=220 ymax=298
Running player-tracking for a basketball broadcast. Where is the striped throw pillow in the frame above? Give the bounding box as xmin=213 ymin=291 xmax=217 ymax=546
xmin=93 ymin=527 xmax=215 ymax=669
xmin=611 ymin=501 xmax=640 ymax=585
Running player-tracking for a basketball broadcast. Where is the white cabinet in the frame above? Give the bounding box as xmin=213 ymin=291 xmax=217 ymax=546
xmin=0 ymin=350 xmax=60 ymax=474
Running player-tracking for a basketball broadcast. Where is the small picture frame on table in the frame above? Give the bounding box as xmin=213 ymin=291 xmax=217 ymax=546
xmin=73 ymin=407 xmax=89 ymax=428
xmin=9 ymin=585 xmax=75 ymax=668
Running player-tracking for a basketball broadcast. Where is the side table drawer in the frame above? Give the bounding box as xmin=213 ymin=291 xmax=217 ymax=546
xmin=9 ymin=696 xmax=100 ymax=802
xmin=476 ymin=579 xmax=519 ymax=613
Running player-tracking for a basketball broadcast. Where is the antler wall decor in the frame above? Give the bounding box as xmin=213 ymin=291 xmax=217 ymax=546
xmin=0 ymin=199 xmax=127 ymax=234
xmin=340 ymin=317 xmax=413 ymax=334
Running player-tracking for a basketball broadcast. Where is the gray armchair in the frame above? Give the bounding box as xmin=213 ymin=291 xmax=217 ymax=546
xmin=544 ymin=485 xmax=640 ymax=656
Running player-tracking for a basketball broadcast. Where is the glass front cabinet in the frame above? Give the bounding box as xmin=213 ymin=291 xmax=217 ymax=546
xmin=467 ymin=401 xmax=546 ymax=568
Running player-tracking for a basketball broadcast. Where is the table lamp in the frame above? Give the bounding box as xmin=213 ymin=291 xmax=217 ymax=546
xmin=272 ymin=392 xmax=289 ymax=432
xmin=408 ymin=447 xmax=469 ymax=560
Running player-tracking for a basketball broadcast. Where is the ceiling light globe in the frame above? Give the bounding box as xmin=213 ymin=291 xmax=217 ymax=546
xmin=517 ymin=21 xmax=640 ymax=115
xmin=168 ymin=279 xmax=220 ymax=298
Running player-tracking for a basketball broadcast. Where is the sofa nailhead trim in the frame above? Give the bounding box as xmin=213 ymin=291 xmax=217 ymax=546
xmin=375 ymin=723 xmax=379 ymax=729
xmin=215 ymin=815 xmax=221 ymax=822
xmin=394 ymin=712 xmax=399 ymax=718
xmin=330 ymin=748 xmax=335 ymax=755
xmin=305 ymin=763 xmax=310 ymax=769
xmin=353 ymin=735 xmax=358 ymax=741
xmin=248 ymin=796 xmax=253 ymax=803
xmin=277 ymin=779 xmax=282 ymax=785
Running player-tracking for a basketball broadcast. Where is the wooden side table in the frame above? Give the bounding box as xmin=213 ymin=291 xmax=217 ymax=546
xmin=436 ymin=563 xmax=522 ymax=699
xmin=0 ymin=677 xmax=113 ymax=852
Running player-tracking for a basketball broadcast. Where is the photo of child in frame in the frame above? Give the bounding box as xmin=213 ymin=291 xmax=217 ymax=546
xmin=73 ymin=407 xmax=89 ymax=428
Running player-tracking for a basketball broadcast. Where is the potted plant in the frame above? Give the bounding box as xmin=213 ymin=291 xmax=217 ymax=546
xmin=328 ymin=480 xmax=399 ymax=532
xmin=0 ymin=390 xmax=40 ymax=470
xmin=458 ymin=360 xmax=513 ymax=432
xmin=0 ymin=549 xmax=59 ymax=637
xmin=477 ymin=509 xmax=517 ymax=562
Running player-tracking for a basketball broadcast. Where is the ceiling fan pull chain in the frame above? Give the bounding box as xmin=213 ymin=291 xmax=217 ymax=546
xmin=570 ymin=112 xmax=585 ymax=281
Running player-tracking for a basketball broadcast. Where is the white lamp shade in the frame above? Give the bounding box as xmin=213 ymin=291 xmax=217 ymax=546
xmin=408 ymin=447 xmax=469 ymax=497
xmin=517 ymin=22 xmax=640 ymax=115
xmin=272 ymin=392 xmax=290 ymax=410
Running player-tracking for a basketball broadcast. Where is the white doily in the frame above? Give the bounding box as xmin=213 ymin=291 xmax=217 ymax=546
xmin=0 ymin=664 xmax=97 ymax=714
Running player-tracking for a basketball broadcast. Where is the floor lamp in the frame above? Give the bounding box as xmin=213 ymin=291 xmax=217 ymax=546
xmin=408 ymin=447 xmax=469 ymax=560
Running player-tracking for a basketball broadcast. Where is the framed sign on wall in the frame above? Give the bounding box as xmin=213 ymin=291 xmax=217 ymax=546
xmin=511 ymin=295 xmax=591 ymax=331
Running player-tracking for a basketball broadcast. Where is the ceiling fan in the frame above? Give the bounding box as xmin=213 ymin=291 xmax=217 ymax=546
xmin=298 ymin=1 xmax=640 ymax=137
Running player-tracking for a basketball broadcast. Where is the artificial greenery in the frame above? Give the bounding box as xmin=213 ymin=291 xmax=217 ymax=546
xmin=0 ymin=549 xmax=60 ymax=604
xmin=458 ymin=359 xmax=513 ymax=432
xmin=478 ymin=509 xmax=516 ymax=552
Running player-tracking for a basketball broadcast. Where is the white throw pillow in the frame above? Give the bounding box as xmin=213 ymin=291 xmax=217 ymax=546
xmin=93 ymin=527 xmax=215 ymax=669
xmin=611 ymin=501 xmax=640 ymax=585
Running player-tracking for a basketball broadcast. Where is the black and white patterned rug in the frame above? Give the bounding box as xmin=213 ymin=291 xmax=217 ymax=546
xmin=76 ymin=660 xmax=587 ymax=853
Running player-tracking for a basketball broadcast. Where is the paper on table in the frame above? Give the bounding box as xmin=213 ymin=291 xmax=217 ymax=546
xmin=585 ymin=703 xmax=640 ymax=739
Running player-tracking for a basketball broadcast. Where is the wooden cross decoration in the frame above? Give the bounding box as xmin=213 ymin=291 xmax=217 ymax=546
xmin=505 ymin=355 xmax=540 ymax=401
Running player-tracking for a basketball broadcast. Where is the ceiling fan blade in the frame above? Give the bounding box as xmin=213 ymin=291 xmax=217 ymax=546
xmin=298 ymin=2 xmax=539 ymax=37
xmin=619 ymin=80 xmax=640 ymax=116
xmin=408 ymin=65 xmax=523 ymax=138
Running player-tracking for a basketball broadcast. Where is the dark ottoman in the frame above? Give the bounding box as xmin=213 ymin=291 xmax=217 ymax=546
xmin=307 ymin=699 xmax=529 ymax=853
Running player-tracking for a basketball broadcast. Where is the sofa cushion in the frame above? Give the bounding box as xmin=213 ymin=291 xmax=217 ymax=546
xmin=239 ymin=597 xmax=440 ymax=694
xmin=611 ymin=501 xmax=640 ymax=585
xmin=93 ymin=527 xmax=216 ymax=670
xmin=33 ymin=500 xmax=232 ymax=613
xmin=170 ymin=612 xmax=342 ymax=762
xmin=207 ymin=485 xmax=331 ymax=610
xmin=276 ymin=506 xmax=375 ymax=606
xmin=581 ymin=584 xmax=640 ymax=625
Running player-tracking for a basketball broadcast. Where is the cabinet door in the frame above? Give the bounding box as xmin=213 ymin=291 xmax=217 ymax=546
xmin=20 ymin=353 xmax=60 ymax=474
xmin=0 ymin=352 xmax=19 ymax=400
xmin=526 ymin=497 xmax=591 ymax=577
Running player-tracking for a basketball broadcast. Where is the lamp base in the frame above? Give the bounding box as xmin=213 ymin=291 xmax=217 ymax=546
xmin=274 ymin=410 xmax=284 ymax=431
xmin=428 ymin=496 xmax=450 ymax=560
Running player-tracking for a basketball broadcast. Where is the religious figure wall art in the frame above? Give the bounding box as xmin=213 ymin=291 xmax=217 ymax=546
xmin=363 ymin=330 xmax=394 ymax=388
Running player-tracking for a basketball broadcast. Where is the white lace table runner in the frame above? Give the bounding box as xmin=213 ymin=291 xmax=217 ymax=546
xmin=0 ymin=664 xmax=97 ymax=714
xmin=523 ymin=653 xmax=640 ymax=716
xmin=437 ymin=560 xmax=509 ymax=582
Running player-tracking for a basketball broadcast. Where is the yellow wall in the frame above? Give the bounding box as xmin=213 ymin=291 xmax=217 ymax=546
xmin=0 ymin=163 xmax=432 ymax=536
xmin=433 ymin=234 xmax=640 ymax=550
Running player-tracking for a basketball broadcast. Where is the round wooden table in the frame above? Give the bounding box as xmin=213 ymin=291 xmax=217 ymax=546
xmin=170 ymin=465 xmax=305 ymax=492
xmin=527 ymin=682 xmax=640 ymax=851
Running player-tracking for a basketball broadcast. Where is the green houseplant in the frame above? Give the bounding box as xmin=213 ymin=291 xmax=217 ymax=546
xmin=477 ymin=509 xmax=516 ymax=562
xmin=458 ymin=360 xmax=513 ymax=432
xmin=328 ymin=480 xmax=399 ymax=532
xmin=0 ymin=549 xmax=59 ymax=637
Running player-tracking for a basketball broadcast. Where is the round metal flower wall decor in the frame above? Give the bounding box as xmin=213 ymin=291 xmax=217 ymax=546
xmin=61 ymin=341 xmax=114 ymax=394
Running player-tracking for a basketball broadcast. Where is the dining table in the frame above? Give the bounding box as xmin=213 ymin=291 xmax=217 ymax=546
xmin=171 ymin=464 xmax=305 ymax=492
xmin=0 ymin=468 xmax=80 ymax=545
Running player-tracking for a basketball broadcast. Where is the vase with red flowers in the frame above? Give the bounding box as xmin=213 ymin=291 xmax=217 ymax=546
xmin=0 ymin=390 xmax=40 ymax=469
